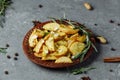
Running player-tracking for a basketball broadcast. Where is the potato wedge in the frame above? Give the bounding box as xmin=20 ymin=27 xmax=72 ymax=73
xmin=54 ymin=46 xmax=68 ymax=57
xmin=34 ymin=52 xmax=42 ymax=57
xmin=29 ymin=29 xmax=44 ymax=47
xmin=69 ymin=33 xmax=79 ymax=40
xmin=42 ymin=54 xmax=57 ymax=60
xmin=55 ymin=57 xmax=73 ymax=63
xmin=33 ymin=39 xmax=44 ymax=53
xmin=67 ymin=39 xmax=75 ymax=48
xmin=59 ymin=27 xmax=79 ymax=34
xmin=69 ymin=42 xmax=85 ymax=55
xmin=44 ymin=33 xmax=51 ymax=41
xmin=43 ymin=23 xmax=60 ymax=31
xmin=35 ymin=29 xmax=44 ymax=38
xmin=56 ymin=40 xmax=68 ymax=47
xmin=45 ymin=37 xmax=55 ymax=51
xmin=42 ymin=45 xmax=49 ymax=57
xmin=76 ymin=35 xmax=86 ymax=42
xmin=29 ymin=33 xmax=38 ymax=47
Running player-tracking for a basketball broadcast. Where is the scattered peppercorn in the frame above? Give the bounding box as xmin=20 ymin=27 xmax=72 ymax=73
xmin=4 ymin=70 xmax=9 ymax=75
xmin=94 ymin=24 xmax=98 ymax=26
xmin=14 ymin=57 xmax=18 ymax=60
xmin=81 ymin=76 xmax=91 ymax=80
xmin=38 ymin=4 xmax=43 ymax=8
xmin=109 ymin=20 xmax=114 ymax=23
xmin=6 ymin=55 xmax=11 ymax=59
xmin=111 ymin=48 xmax=116 ymax=51
xmin=6 ymin=44 xmax=10 ymax=47
xmin=14 ymin=53 xmax=19 ymax=56
xmin=109 ymin=69 xmax=114 ymax=72
xmin=117 ymin=23 xmax=120 ymax=26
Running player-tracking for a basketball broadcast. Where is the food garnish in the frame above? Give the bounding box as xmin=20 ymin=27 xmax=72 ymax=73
xmin=72 ymin=67 xmax=96 ymax=75
xmin=0 ymin=0 xmax=12 ymax=15
xmin=0 ymin=47 xmax=7 ymax=54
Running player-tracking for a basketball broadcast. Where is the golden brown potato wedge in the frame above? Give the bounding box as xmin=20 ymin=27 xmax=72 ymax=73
xmin=42 ymin=45 xmax=49 ymax=57
xmin=45 ymin=37 xmax=55 ymax=51
xmin=34 ymin=52 xmax=42 ymax=57
xmin=76 ymin=35 xmax=86 ymax=42
xmin=35 ymin=29 xmax=44 ymax=38
xmin=69 ymin=33 xmax=79 ymax=40
xmin=33 ymin=39 xmax=44 ymax=53
xmin=56 ymin=40 xmax=68 ymax=47
xmin=54 ymin=46 xmax=68 ymax=57
xmin=29 ymin=34 xmax=38 ymax=47
xmin=29 ymin=29 xmax=45 ymax=47
xmin=43 ymin=22 xmax=60 ymax=31
xmin=59 ymin=27 xmax=79 ymax=34
xmin=55 ymin=57 xmax=73 ymax=63
xmin=67 ymin=39 xmax=75 ymax=48
xmin=69 ymin=42 xmax=85 ymax=56
xmin=42 ymin=54 xmax=57 ymax=60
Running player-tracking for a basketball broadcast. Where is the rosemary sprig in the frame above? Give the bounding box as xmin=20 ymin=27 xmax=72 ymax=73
xmin=0 ymin=0 xmax=12 ymax=15
xmin=72 ymin=67 xmax=96 ymax=75
xmin=0 ymin=47 xmax=7 ymax=54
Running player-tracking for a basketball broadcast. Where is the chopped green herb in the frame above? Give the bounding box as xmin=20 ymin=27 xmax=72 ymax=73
xmin=72 ymin=67 xmax=96 ymax=75
xmin=0 ymin=0 xmax=12 ymax=15
xmin=0 ymin=47 xmax=7 ymax=54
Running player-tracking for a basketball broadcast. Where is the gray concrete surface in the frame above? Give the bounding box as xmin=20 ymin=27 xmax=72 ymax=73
xmin=0 ymin=0 xmax=120 ymax=80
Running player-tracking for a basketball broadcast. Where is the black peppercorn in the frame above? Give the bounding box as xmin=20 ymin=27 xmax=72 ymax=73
xmin=4 ymin=70 xmax=9 ymax=75
xmin=14 ymin=57 xmax=18 ymax=60
xmin=111 ymin=48 xmax=116 ymax=51
xmin=38 ymin=4 xmax=43 ymax=8
xmin=94 ymin=24 xmax=98 ymax=26
xmin=6 ymin=44 xmax=10 ymax=47
xmin=6 ymin=55 xmax=11 ymax=59
xmin=14 ymin=53 xmax=19 ymax=56
xmin=109 ymin=69 xmax=114 ymax=72
xmin=109 ymin=20 xmax=114 ymax=23
xmin=117 ymin=23 xmax=120 ymax=26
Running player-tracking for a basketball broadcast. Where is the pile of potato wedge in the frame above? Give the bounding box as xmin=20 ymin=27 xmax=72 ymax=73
xmin=28 ymin=22 xmax=86 ymax=63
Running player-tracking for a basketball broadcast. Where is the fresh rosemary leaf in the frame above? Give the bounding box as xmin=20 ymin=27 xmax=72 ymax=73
xmin=72 ymin=67 xmax=96 ymax=75
xmin=0 ymin=0 xmax=12 ymax=15
xmin=80 ymin=41 xmax=91 ymax=62
xmin=91 ymin=43 xmax=98 ymax=52
xmin=0 ymin=47 xmax=7 ymax=54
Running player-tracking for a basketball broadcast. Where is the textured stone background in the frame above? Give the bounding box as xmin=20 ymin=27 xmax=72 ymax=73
xmin=0 ymin=0 xmax=120 ymax=80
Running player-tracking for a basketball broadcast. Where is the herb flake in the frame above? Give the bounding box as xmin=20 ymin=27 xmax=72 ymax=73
xmin=72 ymin=67 xmax=96 ymax=75
xmin=0 ymin=47 xmax=7 ymax=54
xmin=0 ymin=0 xmax=12 ymax=15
